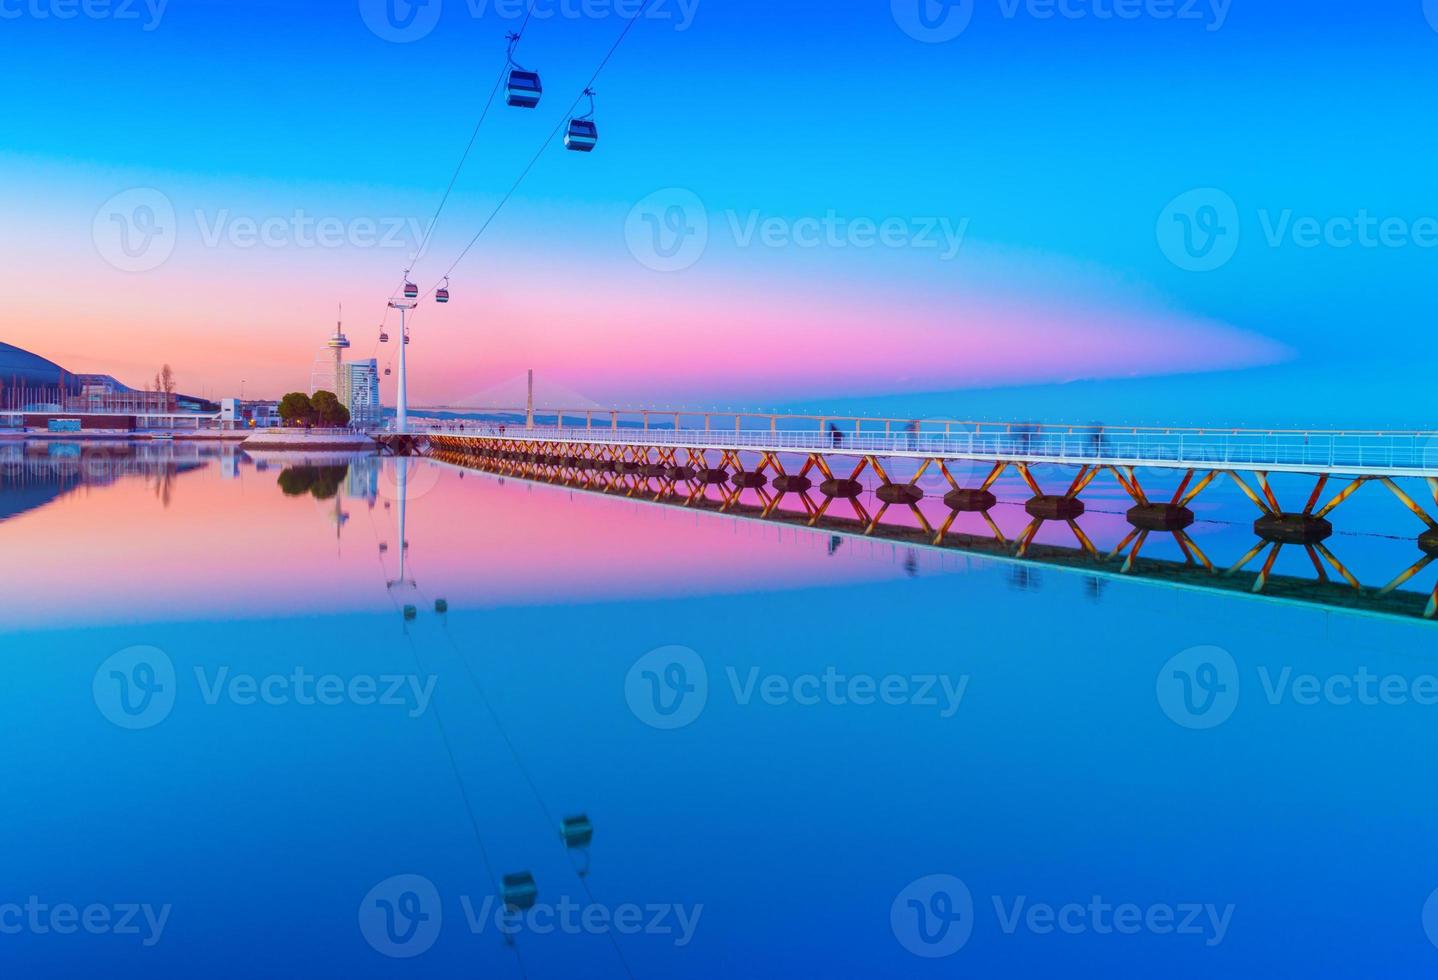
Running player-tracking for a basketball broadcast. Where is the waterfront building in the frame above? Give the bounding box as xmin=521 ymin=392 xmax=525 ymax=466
xmin=339 ymin=359 xmax=381 ymax=427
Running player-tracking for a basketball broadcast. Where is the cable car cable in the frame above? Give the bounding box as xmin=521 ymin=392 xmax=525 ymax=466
xmin=422 ymin=0 xmax=656 ymax=295
xmin=364 ymin=504 xmax=533 ymax=979
xmin=400 ymin=501 xmax=638 ymax=980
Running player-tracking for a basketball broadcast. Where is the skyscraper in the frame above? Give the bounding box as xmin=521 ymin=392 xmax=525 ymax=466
xmin=339 ymin=359 xmax=380 ymax=427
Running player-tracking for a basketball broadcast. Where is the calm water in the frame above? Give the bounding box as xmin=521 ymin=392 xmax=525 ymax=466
xmin=3 ymin=441 xmax=1438 ymax=978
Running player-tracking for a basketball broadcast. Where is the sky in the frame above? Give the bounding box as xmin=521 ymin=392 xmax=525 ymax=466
xmin=2 ymin=0 xmax=1435 ymax=425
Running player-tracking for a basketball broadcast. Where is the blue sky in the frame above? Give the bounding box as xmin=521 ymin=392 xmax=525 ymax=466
xmin=3 ymin=0 xmax=1436 ymax=424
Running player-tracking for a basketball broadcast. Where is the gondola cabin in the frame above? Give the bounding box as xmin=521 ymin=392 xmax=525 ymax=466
xmin=564 ymin=119 xmax=598 ymax=152
xmin=506 ymin=70 xmax=542 ymax=108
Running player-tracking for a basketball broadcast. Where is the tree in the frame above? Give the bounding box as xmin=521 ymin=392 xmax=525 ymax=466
xmin=277 ymin=464 xmax=349 ymax=499
xmin=277 ymin=392 xmax=315 ymax=427
xmin=311 ymin=390 xmax=351 ymax=428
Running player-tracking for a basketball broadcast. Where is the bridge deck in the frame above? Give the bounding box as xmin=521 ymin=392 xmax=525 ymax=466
xmin=418 ymin=425 xmax=1438 ymax=478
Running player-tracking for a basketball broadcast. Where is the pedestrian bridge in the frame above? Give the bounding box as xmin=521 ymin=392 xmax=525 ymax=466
xmin=415 ymin=418 xmax=1438 ymax=477
xmin=419 ymin=412 xmax=1438 ymax=620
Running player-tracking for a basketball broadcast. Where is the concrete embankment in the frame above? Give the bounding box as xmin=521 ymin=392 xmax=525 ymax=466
xmin=240 ymin=430 xmax=378 ymax=452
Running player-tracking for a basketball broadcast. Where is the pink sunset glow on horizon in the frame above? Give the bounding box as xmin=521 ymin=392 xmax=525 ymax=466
xmin=3 ymin=254 xmax=1288 ymax=407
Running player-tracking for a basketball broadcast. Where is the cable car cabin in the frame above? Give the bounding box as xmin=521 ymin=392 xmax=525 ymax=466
xmin=506 ymin=70 xmax=542 ymax=108
xmin=560 ymin=814 xmax=593 ymax=848
xmin=379 ymin=332 xmax=390 ymax=343
xmin=403 ymin=282 xmax=418 ymax=299
xmin=384 ymin=368 xmax=392 ymax=376
xmin=435 ymin=287 xmax=449 ymax=304
xmin=564 ymin=119 xmax=598 ymax=152
xmin=502 ymin=872 xmax=538 ymax=912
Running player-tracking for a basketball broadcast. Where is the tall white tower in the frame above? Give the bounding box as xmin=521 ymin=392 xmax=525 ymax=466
xmin=310 ymin=308 xmax=351 ymax=396
xmin=327 ymin=311 xmax=351 ymax=394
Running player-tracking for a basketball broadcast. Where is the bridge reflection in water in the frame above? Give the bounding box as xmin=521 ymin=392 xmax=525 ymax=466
xmin=425 ymin=425 xmax=1438 ymax=623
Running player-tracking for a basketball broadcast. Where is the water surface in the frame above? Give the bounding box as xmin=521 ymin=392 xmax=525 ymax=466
xmin=2 ymin=442 xmax=1436 ymax=977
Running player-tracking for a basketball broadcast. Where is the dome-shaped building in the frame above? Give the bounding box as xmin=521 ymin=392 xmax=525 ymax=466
xmin=0 ymin=342 xmax=80 ymax=410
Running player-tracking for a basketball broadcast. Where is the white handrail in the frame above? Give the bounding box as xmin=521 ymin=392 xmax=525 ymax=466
xmin=420 ymin=425 xmax=1438 ymax=475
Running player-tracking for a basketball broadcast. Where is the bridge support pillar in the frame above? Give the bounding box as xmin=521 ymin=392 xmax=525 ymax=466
xmin=1127 ymin=503 xmax=1195 ymax=531
xmin=1254 ymin=513 xmax=1334 ymax=545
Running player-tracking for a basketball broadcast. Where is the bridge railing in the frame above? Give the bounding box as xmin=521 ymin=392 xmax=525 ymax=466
xmin=419 ymin=425 xmax=1438 ymax=474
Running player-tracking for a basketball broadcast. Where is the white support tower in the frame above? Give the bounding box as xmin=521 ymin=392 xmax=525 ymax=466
xmin=387 ymin=298 xmax=416 ymax=434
